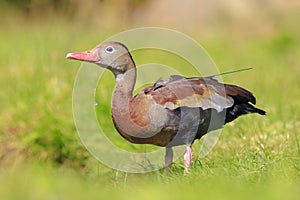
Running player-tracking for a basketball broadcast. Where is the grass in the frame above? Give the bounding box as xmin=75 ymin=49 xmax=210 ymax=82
xmin=0 ymin=11 xmax=299 ymax=200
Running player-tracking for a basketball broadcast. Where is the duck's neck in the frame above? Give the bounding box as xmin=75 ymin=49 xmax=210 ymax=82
xmin=113 ymin=68 xmax=136 ymax=102
xmin=112 ymin=68 xmax=136 ymax=119
xmin=111 ymin=67 xmax=140 ymax=139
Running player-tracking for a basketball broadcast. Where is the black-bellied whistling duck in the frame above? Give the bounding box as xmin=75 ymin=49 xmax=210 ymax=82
xmin=66 ymin=42 xmax=266 ymax=173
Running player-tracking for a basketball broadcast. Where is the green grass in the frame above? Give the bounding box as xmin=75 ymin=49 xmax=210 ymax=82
xmin=0 ymin=12 xmax=300 ymax=200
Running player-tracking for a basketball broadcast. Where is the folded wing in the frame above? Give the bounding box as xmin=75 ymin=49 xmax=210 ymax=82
xmin=142 ymin=75 xmax=256 ymax=112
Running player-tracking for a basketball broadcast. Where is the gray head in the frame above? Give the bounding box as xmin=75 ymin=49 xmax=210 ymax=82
xmin=66 ymin=42 xmax=135 ymax=76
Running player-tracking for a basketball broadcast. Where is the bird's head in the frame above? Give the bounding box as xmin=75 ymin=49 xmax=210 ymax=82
xmin=66 ymin=42 xmax=135 ymax=76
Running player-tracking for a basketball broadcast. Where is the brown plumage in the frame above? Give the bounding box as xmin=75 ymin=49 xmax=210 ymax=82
xmin=66 ymin=42 xmax=266 ymax=173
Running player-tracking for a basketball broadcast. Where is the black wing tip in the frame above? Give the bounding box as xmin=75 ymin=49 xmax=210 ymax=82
xmin=249 ymin=104 xmax=266 ymax=115
xmin=256 ymin=108 xmax=266 ymax=115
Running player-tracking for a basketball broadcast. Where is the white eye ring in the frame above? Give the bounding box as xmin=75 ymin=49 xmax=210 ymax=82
xmin=105 ymin=46 xmax=115 ymax=54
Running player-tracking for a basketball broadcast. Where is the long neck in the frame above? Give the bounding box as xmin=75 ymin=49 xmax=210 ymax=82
xmin=112 ymin=68 xmax=136 ymax=127
xmin=112 ymin=68 xmax=136 ymax=106
xmin=111 ymin=68 xmax=137 ymax=135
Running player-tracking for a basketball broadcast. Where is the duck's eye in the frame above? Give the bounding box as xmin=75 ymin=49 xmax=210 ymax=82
xmin=105 ymin=46 xmax=115 ymax=53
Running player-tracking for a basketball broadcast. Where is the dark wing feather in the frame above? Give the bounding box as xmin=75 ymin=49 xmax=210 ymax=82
xmin=142 ymin=76 xmax=242 ymax=112
xmin=224 ymin=84 xmax=256 ymax=104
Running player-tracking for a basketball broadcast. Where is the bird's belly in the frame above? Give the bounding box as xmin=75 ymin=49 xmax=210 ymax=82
xmin=114 ymin=104 xmax=227 ymax=147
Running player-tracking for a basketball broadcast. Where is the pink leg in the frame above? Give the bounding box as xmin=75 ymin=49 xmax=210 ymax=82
xmin=184 ymin=145 xmax=193 ymax=174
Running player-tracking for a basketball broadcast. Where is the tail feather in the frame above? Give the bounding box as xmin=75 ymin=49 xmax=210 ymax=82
xmin=249 ymin=106 xmax=266 ymax=115
xmin=240 ymin=103 xmax=266 ymax=115
xmin=225 ymin=103 xmax=266 ymax=123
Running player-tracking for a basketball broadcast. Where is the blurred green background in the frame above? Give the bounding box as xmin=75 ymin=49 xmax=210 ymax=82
xmin=0 ymin=0 xmax=299 ymax=199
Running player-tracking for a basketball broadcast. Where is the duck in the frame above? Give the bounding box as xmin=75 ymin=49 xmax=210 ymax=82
xmin=66 ymin=41 xmax=266 ymax=173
